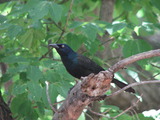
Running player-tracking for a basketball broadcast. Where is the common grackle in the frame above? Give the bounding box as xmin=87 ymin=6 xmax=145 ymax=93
xmin=49 ymin=44 xmax=135 ymax=93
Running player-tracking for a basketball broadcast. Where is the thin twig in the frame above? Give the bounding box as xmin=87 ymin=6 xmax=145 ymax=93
xmin=150 ymin=63 xmax=160 ymax=69
xmin=99 ymin=37 xmax=114 ymax=46
xmin=132 ymin=108 xmax=140 ymax=120
xmin=56 ymin=0 xmax=74 ymax=43
xmin=7 ymin=95 xmax=13 ymax=106
xmin=40 ymin=0 xmax=74 ymax=60
xmin=107 ymin=80 xmax=160 ymax=98
xmin=101 ymin=108 xmax=111 ymax=114
xmin=56 ymin=29 xmax=65 ymax=43
xmin=112 ymin=12 xmax=125 ymax=21
xmin=44 ymin=19 xmax=63 ymax=31
xmin=88 ymin=107 xmax=110 ymax=118
xmin=83 ymin=111 xmax=94 ymax=120
xmin=111 ymin=96 xmax=141 ymax=119
xmin=88 ymin=96 xmax=141 ymax=119
xmin=53 ymin=100 xmax=65 ymax=106
xmin=39 ymin=48 xmax=53 ymax=61
xmin=152 ymin=73 xmax=160 ymax=78
xmin=45 ymin=81 xmax=58 ymax=113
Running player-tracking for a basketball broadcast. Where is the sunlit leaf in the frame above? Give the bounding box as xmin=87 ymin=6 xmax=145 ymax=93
xmin=7 ymin=25 xmax=23 ymax=39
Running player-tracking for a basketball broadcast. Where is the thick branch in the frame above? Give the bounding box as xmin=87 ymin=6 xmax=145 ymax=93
xmin=53 ymin=72 xmax=112 ymax=120
xmin=109 ymin=49 xmax=160 ymax=73
xmin=53 ymin=49 xmax=160 ymax=120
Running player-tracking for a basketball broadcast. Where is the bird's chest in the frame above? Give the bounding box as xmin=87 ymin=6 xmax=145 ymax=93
xmin=62 ymin=57 xmax=82 ymax=78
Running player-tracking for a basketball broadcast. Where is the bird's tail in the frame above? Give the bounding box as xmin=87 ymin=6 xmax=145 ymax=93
xmin=112 ymin=78 xmax=135 ymax=93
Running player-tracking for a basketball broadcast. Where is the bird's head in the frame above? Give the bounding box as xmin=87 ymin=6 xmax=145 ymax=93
xmin=49 ymin=44 xmax=76 ymax=56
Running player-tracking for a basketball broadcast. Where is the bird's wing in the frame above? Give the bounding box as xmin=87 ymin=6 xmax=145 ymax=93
xmin=77 ymin=55 xmax=135 ymax=93
xmin=77 ymin=54 xmax=104 ymax=74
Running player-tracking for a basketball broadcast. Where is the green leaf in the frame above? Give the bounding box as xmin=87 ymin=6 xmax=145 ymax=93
xmin=27 ymin=81 xmax=43 ymax=101
xmin=0 ymin=22 xmax=12 ymax=30
xmin=19 ymin=29 xmax=45 ymax=53
xmin=42 ymin=83 xmax=58 ymax=108
xmin=114 ymin=114 xmax=132 ymax=120
xmin=123 ymin=39 xmax=152 ymax=66
xmin=82 ymin=23 xmax=98 ymax=40
xmin=123 ymin=39 xmax=152 ymax=57
xmin=135 ymin=23 xmax=155 ymax=36
xmin=106 ymin=22 xmax=126 ymax=35
xmin=19 ymin=29 xmax=34 ymax=49
xmin=112 ymin=22 xmax=127 ymax=33
xmin=2 ymin=55 xmax=28 ymax=64
xmin=136 ymin=113 xmax=154 ymax=120
xmin=44 ymin=70 xmax=60 ymax=83
xmin=69 ymin=21 xmax=83 ymax=29
xmin=7 ymin=64 xmax=28 ymax=74
xmin=12 ymin=84 xmax=27 ymax=95
xmin=36 ymin=102 xmax=45 ymax=115
xmin=7 ymin=25 xmax=23 ymax=39
xmin=26 ymin=66 xmax=43 ymax=81
xmin=29 ymin=1 xmax=49 ymax=21
xmin=56 ymin=81 xmax=72 ymax=98
xmin=49 ymin=3 xmax=63 ymax=23
xmin=0 ymin=15 xmax=7 ymax=23
xmin=122 ymin=0 xmax=132 ymax=11
xmin=1 ymin=73 xmax=13 ymax=82
xmin=11 ymin=94 xmax=39 ymax=120
xmin=66 ymin=33 xmax=84 ymax=51
xmin=42 ymin=59 xmax=55 ymax=68
xmin=151 ymin=0 xmax=160 ymax=11
xmin=11 ymin=93 xmax=28 ymax=113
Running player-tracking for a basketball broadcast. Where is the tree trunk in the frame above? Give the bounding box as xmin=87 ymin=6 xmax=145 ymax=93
xmin=0 ymin=62 xmax=13 ymax=120
xmin=0 ymin=91 xmax=13 ymax=120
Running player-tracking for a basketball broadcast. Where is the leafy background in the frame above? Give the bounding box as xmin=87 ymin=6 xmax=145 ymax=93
xmin=0 ymin=0 xmax=160 ymax=120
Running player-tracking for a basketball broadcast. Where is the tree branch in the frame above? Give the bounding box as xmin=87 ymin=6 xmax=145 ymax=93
xmin=111 ymin=96 xmax=141 ymax=119
xmin=55 ymin=0 xmax=74 ymax=43
xmin=39 ymin=0 xmax=74 ymax=61
xmin=45 ymin=81 xmax=58 ymax=113
xmin=109 ymin=49 xmax=160 ymax=73
xmin=107 ymin=80 xmax=160 ymax=98
xmin=53 ymin=49 xmax=160 ymax=120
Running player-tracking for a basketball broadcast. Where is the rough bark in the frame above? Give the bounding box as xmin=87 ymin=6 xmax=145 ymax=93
xmin=0 ymin=62 xmax=13 ymax=120
xmin=100 ymin=0 xmax=114 ymax=22
xmin=53 ymin=72 xmax=112 ymax=120
xmin=85 ymin=1 xmax=115 ymax=119
xmin=0 ymin=91 xmax=13 ymax=120
xmin=53 ymin=49 xmax=160 ymax=120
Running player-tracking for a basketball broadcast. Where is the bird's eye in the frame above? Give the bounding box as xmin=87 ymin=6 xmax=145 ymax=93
xmin=61 ymin=45 xmax=65 ymax=48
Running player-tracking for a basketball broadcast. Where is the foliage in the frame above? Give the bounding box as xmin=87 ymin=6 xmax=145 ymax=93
xmin=0 ymin=0 xmax=160 ymax=119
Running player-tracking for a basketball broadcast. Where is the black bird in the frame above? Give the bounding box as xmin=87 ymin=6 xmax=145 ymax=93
xmin=49 ymin=43 xmax=135 ymax=93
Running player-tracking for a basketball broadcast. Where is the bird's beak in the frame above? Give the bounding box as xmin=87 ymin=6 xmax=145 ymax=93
xmin=48 ymin=44 xmax=59 ymax=49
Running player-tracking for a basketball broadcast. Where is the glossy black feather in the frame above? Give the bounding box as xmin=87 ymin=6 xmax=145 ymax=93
xmin=49 ymin=44 xmax=135 ymax=93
